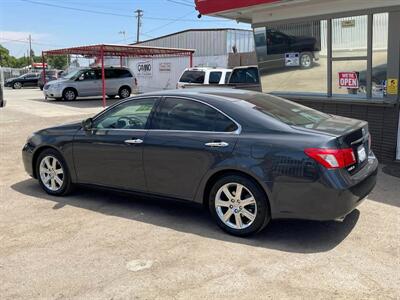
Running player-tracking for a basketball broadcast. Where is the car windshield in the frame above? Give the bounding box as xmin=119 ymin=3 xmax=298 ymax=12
xmin=179 ymin=70 xmax=205 ymax=84
xmin=63 ymin=69 xmax=84 ymax=80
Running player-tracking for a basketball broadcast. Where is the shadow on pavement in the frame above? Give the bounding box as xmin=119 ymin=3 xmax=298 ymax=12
xmin=12 ymin=178 xmax=360 ymax=254
xmin=30 ymin=96 xmax=122 ymax=109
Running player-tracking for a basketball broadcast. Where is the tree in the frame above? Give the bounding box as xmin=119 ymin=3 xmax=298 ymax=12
xmin=0 ymin=44 xmax=15 ymax=67
xmin=47 ymin=55 xmax=68 ymax=69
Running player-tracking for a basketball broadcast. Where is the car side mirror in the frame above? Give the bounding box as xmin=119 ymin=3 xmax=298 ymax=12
xmin=82 ymin=118 xmax=93 ymax=131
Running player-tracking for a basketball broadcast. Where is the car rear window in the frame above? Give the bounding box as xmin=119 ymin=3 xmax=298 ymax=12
xmin=246 ymin=94 xmax=330 ymax=127
xmin=179 ymin=71 xmax=205 ymax=84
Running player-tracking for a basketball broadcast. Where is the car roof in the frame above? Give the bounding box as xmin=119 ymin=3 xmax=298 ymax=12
xmin=184 ymin=67 xmax=232 ymax=72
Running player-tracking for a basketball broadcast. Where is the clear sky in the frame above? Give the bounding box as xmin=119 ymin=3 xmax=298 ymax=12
xmin=0 ymin=0 xmax=251 ymax=57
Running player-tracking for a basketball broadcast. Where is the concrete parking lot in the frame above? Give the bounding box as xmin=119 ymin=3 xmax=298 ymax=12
xmin=0 ymin=89 xmax=399 ymax=299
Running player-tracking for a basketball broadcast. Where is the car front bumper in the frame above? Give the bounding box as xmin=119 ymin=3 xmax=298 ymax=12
xmin=22 ymin=142 xmax=35 ymax=178
xmin=43 ymin=87 xmax=62 ymax=98
xmin=272 ymin=153 xmax=378 ymax=221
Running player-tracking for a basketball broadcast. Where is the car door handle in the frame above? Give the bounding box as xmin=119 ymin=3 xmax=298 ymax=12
xmin=125 ymin=139 xmax=143 ymax=144
xmin=205 ymin=141 xmax=229 ymax=147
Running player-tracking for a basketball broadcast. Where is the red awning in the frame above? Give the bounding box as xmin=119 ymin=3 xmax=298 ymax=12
xmin=195 ymin=0 xmax=280 ymax=15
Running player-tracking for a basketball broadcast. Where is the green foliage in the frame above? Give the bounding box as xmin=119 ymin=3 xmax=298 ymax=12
xmin=0 ymin=44 xmax=67 ymax=69
xmin=47 ymin=55 xmax=68 ymax=69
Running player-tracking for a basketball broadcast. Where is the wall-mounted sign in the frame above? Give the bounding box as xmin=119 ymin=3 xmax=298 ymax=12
xmin=136 ymin=60 xmax=153 ymax=76
xmin=341 ymin=20 xmax=356 ymax=28
xmin=339 ymin=72 xmax=358 ymax=88
xmin=159 ymin=62 xmax=171 ymax=72
xmin=285 ymin=52 xmax=299 ymax=67
xmin=387 ymin=78 xmax=398 ymax=95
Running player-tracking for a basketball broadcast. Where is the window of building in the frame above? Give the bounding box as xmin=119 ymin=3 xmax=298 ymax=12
xmin=254 ymin=11 xmax=392 ymax=100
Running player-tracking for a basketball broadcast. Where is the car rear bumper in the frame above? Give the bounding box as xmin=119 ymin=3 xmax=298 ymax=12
xmin=272 ymin=153 xmax=378 ymax=221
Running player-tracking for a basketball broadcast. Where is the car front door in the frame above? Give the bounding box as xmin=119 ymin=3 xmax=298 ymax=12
xmin=143 ymin=96 xmax=239 ymax=200
xmin=266 ymin=30 xmax=290 ymax=68
xmin=73 ymin=97 xmax=159 ymax=190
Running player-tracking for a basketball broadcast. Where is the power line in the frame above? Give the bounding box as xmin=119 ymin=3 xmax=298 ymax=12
xmin=19 ymin=0 xmax=230 ymax=22
xmin=143 ymin=11 xmax=195 ymax=35
xmin=165 ymin=0 xmax=194 ymax=8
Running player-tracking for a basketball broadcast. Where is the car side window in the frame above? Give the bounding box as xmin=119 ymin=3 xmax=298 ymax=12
xmin=116 ymin=69 xmax=133 ymax=78
xmin=94 ymin=98 xmax=157 ymax=130
xmin=229 ymin=68 xmax=260 ymax=84
xmin=225 ymin=72 xmax=231 ymax=84
xmin=209 ymin=72 xmax=222 ymax=84
xmin=80 ymin=70 xmax=98 ymax=81
xmin=151 ymin=97 xmax=238 ymax=132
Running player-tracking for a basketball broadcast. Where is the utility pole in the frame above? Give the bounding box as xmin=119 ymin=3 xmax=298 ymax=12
xmin=118 ymin=30 xmax=127 ymax=44
xmin=135 ymin=9 xmax=143 ymax=43
xmin=28 ymin=34 xmax=32 ymax=66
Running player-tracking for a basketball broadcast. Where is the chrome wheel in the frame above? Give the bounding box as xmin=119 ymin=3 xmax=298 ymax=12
xmin=301 ymin=54 xmax=312 ymax=68
xmin=64 ymin=90 xmax=76 ymax=101
xmin=13 ymin=82 xmax=22 ymax=89
xmin=39 ymin=155 xmax=64 ymax=191
xmin=120 ymin=88 xmax=130 ymax=98
xmin=215 ymin=182 xmax=257 ymax=230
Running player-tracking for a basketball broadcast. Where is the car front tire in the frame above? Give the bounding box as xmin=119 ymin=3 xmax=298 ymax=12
xmin=62 ymin=88 xmax=77 ymax=101
xmin=13 ymin=82 xmax=22 ymax=89
xmin=208 ymin=174 xmax=270 ymax=236
xmin=36 ymin=148 xmax=73 ymax=196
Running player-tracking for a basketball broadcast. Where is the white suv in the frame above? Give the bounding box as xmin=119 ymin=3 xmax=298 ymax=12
xmin=177 ymin=67 xmax=232 ymax=89
xmin=43 ymin=67 xmax=138 ymax=101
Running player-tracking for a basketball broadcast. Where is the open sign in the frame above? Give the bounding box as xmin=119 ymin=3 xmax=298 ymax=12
xmin=339 ymin=72 xmax=358 ymax=88
xmin=137 ymin=61 xmax=153 ymax=76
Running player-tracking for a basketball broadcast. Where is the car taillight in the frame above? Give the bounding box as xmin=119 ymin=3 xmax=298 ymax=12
xmin=304 ymin=148 xmax=356 ymax=169
xmin=134 ymin=78 xmax=138 ymax=86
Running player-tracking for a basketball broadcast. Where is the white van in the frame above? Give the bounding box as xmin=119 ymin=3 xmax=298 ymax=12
xmin=177 ymin=67 xmax=232 ymax=89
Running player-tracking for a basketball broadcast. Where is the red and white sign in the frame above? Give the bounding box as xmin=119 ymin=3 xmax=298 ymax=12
xmin=339 ymin=72 xmax=358 ymax=88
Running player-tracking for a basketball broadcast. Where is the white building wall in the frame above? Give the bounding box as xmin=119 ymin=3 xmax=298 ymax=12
xmin=320 ymin=13 xmax=388 ymax=53
xmin=124 ymin=54 xmax=228 ymax=93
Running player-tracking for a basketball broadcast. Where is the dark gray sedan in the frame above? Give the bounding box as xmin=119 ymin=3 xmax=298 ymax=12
xmin=22 ymin=89 xmax=378 ymax=236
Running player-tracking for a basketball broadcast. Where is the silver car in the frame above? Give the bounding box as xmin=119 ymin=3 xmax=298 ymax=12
xmin=43 ymin=67 xmax=137 ymax=101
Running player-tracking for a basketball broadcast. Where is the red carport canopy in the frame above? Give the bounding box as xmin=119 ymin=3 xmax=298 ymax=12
xmin=42 ymin=44 xmax=195 ymax=107
xmin=195 ymin=0 xmax=280 ymax=16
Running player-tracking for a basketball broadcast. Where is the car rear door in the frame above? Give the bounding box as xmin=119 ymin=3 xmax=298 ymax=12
xmin=143 ymin=96 xmax=239 ymax=200
xmin=73 ymin=97 xmax=160 ymax=190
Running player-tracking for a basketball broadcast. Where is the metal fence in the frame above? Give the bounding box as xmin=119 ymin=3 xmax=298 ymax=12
xmin=0 ymin=67 xmax=32 ymax=82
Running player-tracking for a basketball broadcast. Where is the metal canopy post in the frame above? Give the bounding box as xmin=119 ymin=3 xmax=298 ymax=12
xmin=189 ymin=52 xmax=193 ymax=67
xmin=100 ymin=45 xmax=106 ymax=108
xmin=41 ymin=52 xmax=46 ymax=85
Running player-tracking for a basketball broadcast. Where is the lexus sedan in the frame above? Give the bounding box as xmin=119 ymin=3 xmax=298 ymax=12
xmin=22 ymin=89 xmax=378 ymax=236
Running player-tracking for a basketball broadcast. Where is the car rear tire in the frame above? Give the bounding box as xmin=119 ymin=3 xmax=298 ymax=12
xmin=208 ymin=175 xmax=270 ymax=236
xmin=36 ymin=149 xmax=74 ymax=196
xmin=63 ymin=88 xmax=77 ymax=101
xmin=300 ymin=52 xmax=313 ymax=69
xmin=118 ymin=86 xmax=131 ymax=99
xmin=13 ymin=82 xmax=22 ymax=89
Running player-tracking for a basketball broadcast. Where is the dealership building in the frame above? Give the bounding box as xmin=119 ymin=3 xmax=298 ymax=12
xmin=196 ymin=0 xmax=400 ymax=162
